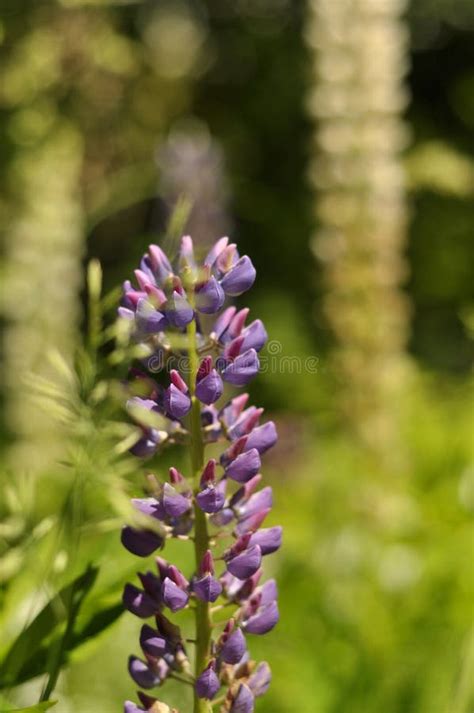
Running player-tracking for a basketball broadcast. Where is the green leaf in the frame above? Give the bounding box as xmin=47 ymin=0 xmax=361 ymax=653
xmin=70 ymin=601 xmax=124 ymax=649
xmin=1 ymin=701 xmax=57 ymax=712
xmin=8 ymin=601 xmax=125 ymax=687
xmin=0 ymin=566 xmax=98 ymax=689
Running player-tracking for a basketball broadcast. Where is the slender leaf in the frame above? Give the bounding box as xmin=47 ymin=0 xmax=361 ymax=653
xmin=0 ymin=567 xmax=98 ymax=689
xmin=0 ymin=702 xmax=57 ymax=712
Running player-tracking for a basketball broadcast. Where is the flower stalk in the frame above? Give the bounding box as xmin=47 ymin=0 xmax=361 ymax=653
xmin=119 ymin=236 xmax=280 ymax=713
xmin=187 ymin=319 xmax=212 ymax=713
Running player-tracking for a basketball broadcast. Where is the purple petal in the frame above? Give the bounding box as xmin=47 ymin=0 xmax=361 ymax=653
xmin=140 ymin=624 xmax=167 ymax=657
xmin=205 ymin=236 xmax=229 ymax=267
xmin=220 ymin=256 xmax=256 ymax=296
xmin=136 ymin=298 xmax=167 ymax=334
xmin=210 ymin=507 xmax=234 ymax=527
xmin=244 ymin=422 xmax=278 ymax=455
xmin=196 ymin=370 xmax=224 ymax=405
xmin=124 ymin=702 xmax=144 ymax=713
xmin=130 ymin=433 xmax=159 ymax=458
xmin=166 ymin=291 xmax=194 ymax=328
xmin=225 ymin=449 xmax=261 ymax=483
xmin=212 ymin=306 xmax=237 ymax=341
xmin=122 ymin=583 xmax=157 ymax=618
xmin=195 ymin=665 xmax=220 ymax=700
xmin=118 ymin=307 xmax=135 ymax=321
xmin=220 ymin=628 xmax=246 ymax=664
xmin=161 ymin=577 xmax=189 ymax=612
xmin=121 ymin=526 xmax=164 ymax=557
xmin=148 ymin=244 xmax=173 ymax=283
xmin=227 ymin=545 xmax=262 ymax=580
xmin=221 ymin=349 xmax=260 ymax=386
xmin=162 ymin=483 xmax=191 ymax=517
xmin=196 ymin=486 xmax=226 ymax=514
xmin=128 ymin=656 xmax=160 ymax=689
xmin=180 ymin=235 xmax=196 ymax=270
xmin=229 ymin=683 xmax=255 ymax=713
xmin=164 ymin=384 xmax=191 ymax=420
xmin=193 ymin=574 xmax=223 ymax=603
xmin=248 ymin=662 xmax=271 ymax=697
xmin=131 ymin=497 xmax=162 ymax=518
xmin=236 ymin=486 xmax=273 ymax=518
xmin=235 ymin=509 xmax=270 ymax=536
xmin=260 ymin=579 xmax=278 ymax=605
xmin=244 ymin=600 xmax=279 ymax=635
xmin=248 ymin=527 xmax=282 ymax=555
xmin=240 ymin=319 xmax=267 ymax=353
xmin=195 ymin=276 xmax=225 ymax=314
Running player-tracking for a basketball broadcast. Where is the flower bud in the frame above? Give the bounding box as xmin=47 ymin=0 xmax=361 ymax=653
xmin=220 ymin=626 xmax=246 ymax=664
xmin=221 ymin=256 xmax=256 ymax=296
xmin=248 ymin=662 xmax=271 ymax=697
xmin=248 ymin=527 xmax=283 ymax=555
xmin=221 ymin=349 xmax=260 ymax=386
xmin=225 ymin=449 xmax=261 ymax=483
xmin=196 ymin=275 xmax=225 ymax=314
xmin=226 ymin=545 xmax=262 ymax=580
xmin=195 ymin=660 xmax=220 ymax=699
xmin=229 ymin=683 xmax=255 ymax=713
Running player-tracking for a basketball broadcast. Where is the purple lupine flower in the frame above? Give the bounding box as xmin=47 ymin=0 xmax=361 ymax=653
xmin=226 ymin=545 xmax=262 ymax=580
xmin=140 ymin=624 xmax=167 ymax=657
xmin=196 ymin=460 xmax=226 ymax=514
xmin=225 ymin=535 xmax=262 ymax=580
xmin=248 ymin=662 xmax=271 ymax=697
xmin=121 ymin=498 xmax=166 ymax=557
xmin=121 ymin=527 xmax=164 ymax=558
xmin=225 ymin=448 xmax=261 ymax=483
xmin=195 ymin=275 xmax=225 ymax=314
xmin=123 ymin=583 xmax=158 ymax=618
xmin=220 ymin=256 xmax=256 ymax=296
xmin=160 ymin=563 xmax=189 ymax=612
xmin=248 ymin=527 xmax=283 ymax=555
xmin=119 ymin=237 xmax=280 ymax=712
xmin=163 ymin=370 xmax=191 ymax=420
xmin=125 ymin=693 xmax=176 ymax=713
xmin=229 ymin=683 xmax=255 ymax=713
xmin=195 ymin=660 xmax=220 ymax=699
xmin=244 ymin=422 xmax=278 ymax=455
xmin=218 ymin=620 xmax=247 ymax=664
xmin=220 ymin=349 xmax=260 ymax=387
xmin=241 ymin=580 xmax=279 ymax=635
xmin=193 ymin=551 xmax=222 ymax=603
xmin=128 ymin=656 xmax=169 ymax=689
xmin=195 ymin=356 xmax=224 ymax=405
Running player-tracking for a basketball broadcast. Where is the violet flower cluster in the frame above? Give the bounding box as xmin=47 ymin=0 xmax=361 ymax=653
xmin=119 ymin=237 xmax=281 ymax=713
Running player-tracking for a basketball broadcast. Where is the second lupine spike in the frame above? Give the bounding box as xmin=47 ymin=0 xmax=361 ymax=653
xmin=119 ymin=236 xmax=280 ymax=713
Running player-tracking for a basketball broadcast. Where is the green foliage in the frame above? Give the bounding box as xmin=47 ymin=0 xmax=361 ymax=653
xmin=1 ymin=703 xmax=57 ymax=713
xmin=0 ymin=567 xmax=98 ymax=689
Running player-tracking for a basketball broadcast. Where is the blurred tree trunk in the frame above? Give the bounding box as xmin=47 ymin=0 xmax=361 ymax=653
xmin=306 ymin=0 xmax=411 ymax=458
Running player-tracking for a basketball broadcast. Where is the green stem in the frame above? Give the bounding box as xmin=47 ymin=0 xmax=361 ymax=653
xmin=187 ymin=317 xmax=213 ymax=713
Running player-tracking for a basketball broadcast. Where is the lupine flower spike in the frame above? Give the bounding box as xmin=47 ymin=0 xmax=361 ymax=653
xmin=120 ymin=237 xmax=280 ymax=713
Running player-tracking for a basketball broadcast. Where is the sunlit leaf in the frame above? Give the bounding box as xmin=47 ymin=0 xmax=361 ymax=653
xmin=2 ymin=701 xmax=57 ymax=712
xmin=0 ymin=567 xmax=98 ymax=689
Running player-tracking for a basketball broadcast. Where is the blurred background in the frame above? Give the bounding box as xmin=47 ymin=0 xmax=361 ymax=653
xmin=0 ymin=1 xmax=473 ymax=712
